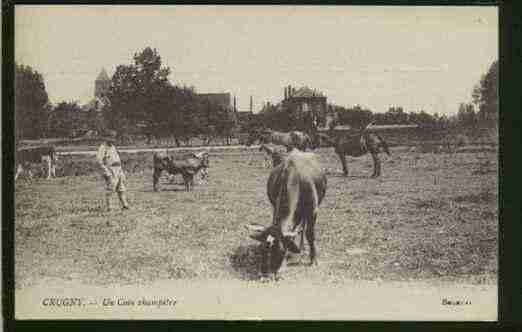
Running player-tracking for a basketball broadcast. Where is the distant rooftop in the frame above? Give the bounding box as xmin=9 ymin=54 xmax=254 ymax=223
xmin=290 ymin=86 xmax=325 ymax=98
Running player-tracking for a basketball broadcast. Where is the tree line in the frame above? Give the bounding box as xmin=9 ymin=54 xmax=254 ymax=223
xmin=253 ymin=103 xmax=452 ymax=132
xmin=103 ymin=47 xmax=236 ymax=144
xmin=253 ymin=60 xmax=498 ymax=131
xmin=15 ymin=47 xmax=498 ymax=143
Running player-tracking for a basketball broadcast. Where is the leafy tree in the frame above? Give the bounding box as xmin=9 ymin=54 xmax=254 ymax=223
xmin=385 ymin=106 xmax=408 ymax=124
xmin=217 ymin=108 xmax=236 ymax=145
xmin=438 ymin=114 xmax=450 ymax=128
xmin=456 ymin=103 xmax=477 ymax=127
xmin=472 ymin=60 xmax=498 ymax=126
xmin=333 ymin=104 xmax=373 ymax=129
xmin=106 ymin=47 xmax=172 ymax=137
xmin=259 ymin=102 xmax=294 ymax=132
xmin=328 ymin=102 xmax=450 ymax=129
xmin=243 ymin=113 xmax=264 ymax=133
xmin=15 ymin=64 xmax=49 ymax=140
xmin=105 ymin=64 xmax=139 ymax=131
xmin=371 ymin=106 xmax=410 ymax=125
xmin=48 ymin=101 xmax=84 ymax=138
xmin=164 ymin=85 xmax=200 ymax=145
xmin=407 ymin=110 xmax=438 ymax=127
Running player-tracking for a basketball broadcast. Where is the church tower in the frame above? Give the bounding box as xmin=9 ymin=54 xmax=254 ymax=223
xmin=94 ymin=68 xmax=110 ymax=98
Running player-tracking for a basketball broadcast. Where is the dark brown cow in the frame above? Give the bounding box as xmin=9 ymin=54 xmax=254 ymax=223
xmin=153 ymin=151 xmax=209 ymax=191
xmin=246 ymin=149 xmax=327 ymax=278
xmin=166 ymin=151 xmax=209 ymax=183
xmin=15 ymin=146 xmax=58 ymax=180
xmin=318 ymin=126 xmax=390 ymax=178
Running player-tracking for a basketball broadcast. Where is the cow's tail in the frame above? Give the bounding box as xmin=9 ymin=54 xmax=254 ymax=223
xmin=297 ymin=175 xmax=319 ymax=242
xmin=305 ymin=177 xmax=319 ymax=220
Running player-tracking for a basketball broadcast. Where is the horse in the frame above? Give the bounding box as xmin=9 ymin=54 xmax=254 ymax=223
xmin=318 ymin=122 xmax=390 ymax=178
xmin=247 ymin=129 xmax=314 ymax=152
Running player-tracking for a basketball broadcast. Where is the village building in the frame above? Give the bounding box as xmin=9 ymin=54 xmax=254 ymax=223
xmin=95 ymin=68 xmax=111 ymax=98
xmin=83 ymin=68 xmax=111 ymax=113
xmin=281 ymin=85 xmax=328 ymax=133
xmin=79 ymin=70 xmax=250 ymax=137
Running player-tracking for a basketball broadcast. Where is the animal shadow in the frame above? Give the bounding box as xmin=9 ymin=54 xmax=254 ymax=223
xmin=229 ymin=244 xmax=267 ymax=281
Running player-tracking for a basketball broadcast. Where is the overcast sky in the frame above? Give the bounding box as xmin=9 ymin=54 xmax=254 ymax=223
xmin=15 ymin=5 xmax=497 ymax=114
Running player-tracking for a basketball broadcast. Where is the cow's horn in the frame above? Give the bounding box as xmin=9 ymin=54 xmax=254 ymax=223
xmin=244 ymin=223 xmax=266 ymax=232
xmin=245 ymin=223 xmax=269 ymax=242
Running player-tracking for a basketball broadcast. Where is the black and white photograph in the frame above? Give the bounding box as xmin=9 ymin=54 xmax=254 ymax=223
xmin=13 ymin=5 xmax=498 ymax=320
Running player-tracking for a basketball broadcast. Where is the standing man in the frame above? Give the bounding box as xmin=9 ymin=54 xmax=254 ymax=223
xmin=96 ymin=131 xmax=130 ymax=211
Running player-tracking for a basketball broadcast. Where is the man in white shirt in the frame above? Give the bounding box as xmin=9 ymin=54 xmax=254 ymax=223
xmin=96 ymin=132 xmax=130 ymax=211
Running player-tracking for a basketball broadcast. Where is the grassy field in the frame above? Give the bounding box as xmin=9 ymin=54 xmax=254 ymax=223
xmin=15 ymin=146 xmax=498 ymax=290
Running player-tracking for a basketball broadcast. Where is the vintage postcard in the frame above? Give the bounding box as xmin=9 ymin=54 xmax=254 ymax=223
xmin=13 ymin=5 xmax=498 ymax=320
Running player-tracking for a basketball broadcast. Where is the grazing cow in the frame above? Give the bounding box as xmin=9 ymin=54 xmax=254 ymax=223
xmin=247 ymin=129 xmax=314 ymax=152
xmin=15 ymin=146 xmax=58 ymax=180
xmin=166 ymin=151 xmax=209 ymax=183
xmin=259 ymin=144 xmax=286 ymax=168
xmin=245 ymin=149 xmax=327 ymax=278
xmin=318 ymin=123 xmax=390 ymax=178
xmin=153 ymin=151 xmax=209 ymax=191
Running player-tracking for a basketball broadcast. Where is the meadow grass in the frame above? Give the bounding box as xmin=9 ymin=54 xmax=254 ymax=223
xmin=15 ymin=147 xmax=498 ymax=288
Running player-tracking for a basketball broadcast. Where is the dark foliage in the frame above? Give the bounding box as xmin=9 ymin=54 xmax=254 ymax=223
xmin=15 ymin=64 xmax=50 ymax=140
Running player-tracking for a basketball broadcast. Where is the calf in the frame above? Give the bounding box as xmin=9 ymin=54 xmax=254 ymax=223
xmin=246 ymin=149 xmax=327 ymax=278
xmin=153 ymin=151 xmax=209 ymax=191
xmin=15 ymin=146 xmax=58 ymax=180
xmin=166 ymin=151 xmax=209 ymax=184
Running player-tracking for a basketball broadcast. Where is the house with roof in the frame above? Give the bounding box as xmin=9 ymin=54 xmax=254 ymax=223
xmin=281 ymin=85 xmax=328 ymax=132
xmin=82 ymin=68 xmax=111 ymax=113
xmin=95 ymin=68 xmax=110 ymax=98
